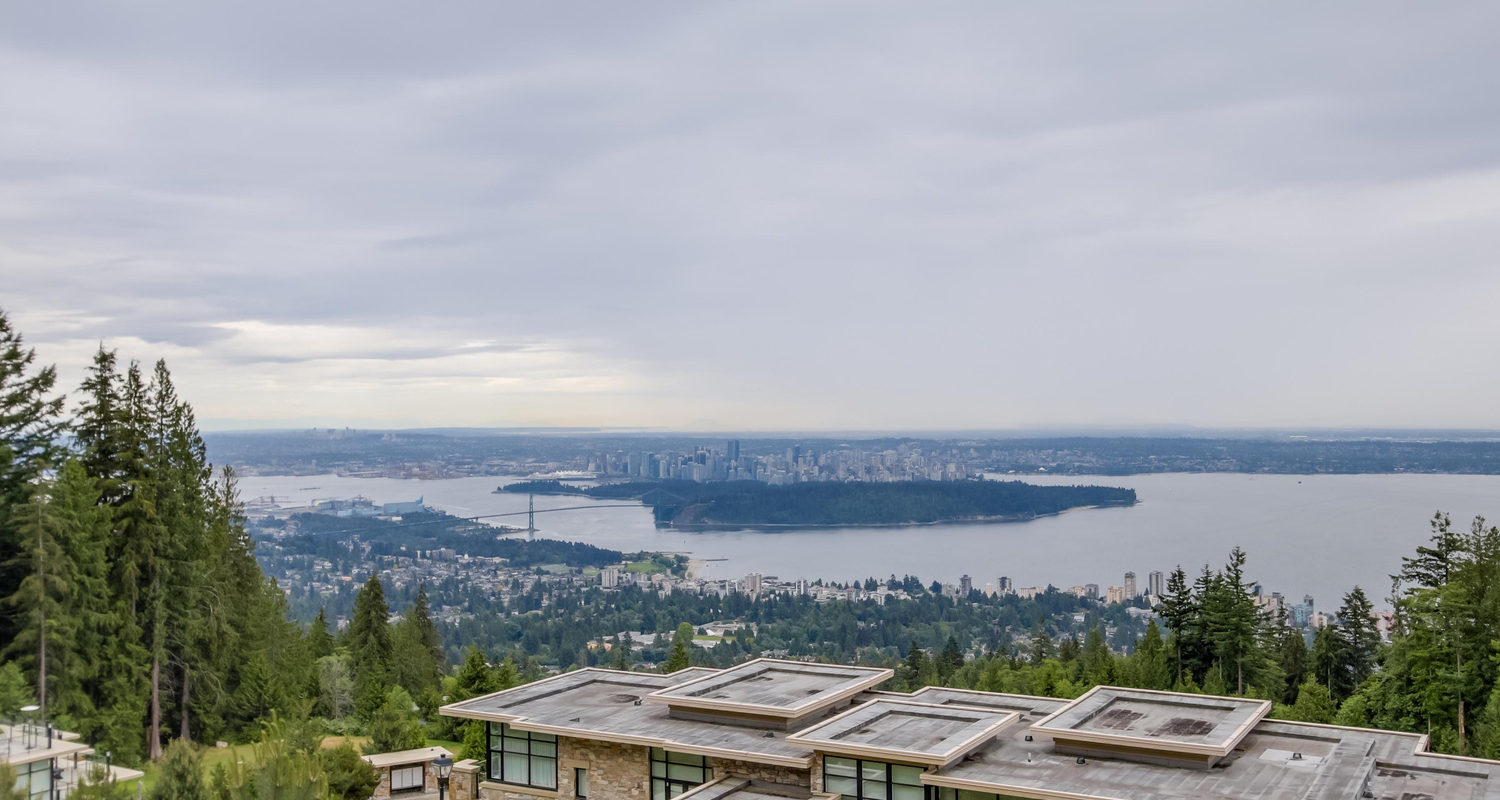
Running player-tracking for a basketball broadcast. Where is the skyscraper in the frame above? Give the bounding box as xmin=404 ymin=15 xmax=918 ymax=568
xmin=960 ymin=574 xmax=973 ymax=596
xmin=1124 ymin=571 xmax=1137 ymax=599
xmin=1148 ymin=570 xmax=1164 ymax=597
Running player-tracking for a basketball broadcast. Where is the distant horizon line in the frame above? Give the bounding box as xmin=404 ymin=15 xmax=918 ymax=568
xmin=199 ymin=424 xmax=1500 ymax=440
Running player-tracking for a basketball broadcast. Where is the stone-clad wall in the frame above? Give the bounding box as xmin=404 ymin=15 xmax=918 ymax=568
xmin=711 ymin=755 xmax=809 ymax=787
xmin=372 ymin=758 xmax=449 ymax=799
xmin=481 ymin=737 xmax=651 ymax=800
xmin=477 ymin=736 xmax=813 ymax=800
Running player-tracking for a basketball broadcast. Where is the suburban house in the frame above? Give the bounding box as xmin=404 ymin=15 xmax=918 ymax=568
xmin=2 ymin=716 xmax=144 ymax=799
xmin=440 ymin=657 xmax=1500 ymax=800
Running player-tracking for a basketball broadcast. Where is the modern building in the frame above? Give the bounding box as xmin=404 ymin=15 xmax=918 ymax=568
xmin=2 ymin=715 xmax=144 ymax=799
xmin=441 ymin=657 xmax=1500 ymax=800
xmin=958 ymin=575 xmax=972 ymax=597
xmin=1147 ymin=570 xmax=1165 ymax=598
xmin=1123 ymin=572 xmax=1137 ymax=600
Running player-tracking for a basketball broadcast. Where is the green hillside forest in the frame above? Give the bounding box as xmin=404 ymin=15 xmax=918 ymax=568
xmin=503 ymin=478 xmax=1137 ymax=528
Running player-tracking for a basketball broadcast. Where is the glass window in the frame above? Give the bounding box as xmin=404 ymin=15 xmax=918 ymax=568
xmin=16 ymin=760 xmax=52 ymax=800
xmin=822 ymin=757 xmax=926 ymax=800
xmin=575 ymin=767 xmax=589 ymax=798
xmin=649 ymin=747 xmax=709 ymax=799
xmin=390 ymin=764 xmax=424 ymax=793
xmin=486 ymin=722 xmax=557 ymax=789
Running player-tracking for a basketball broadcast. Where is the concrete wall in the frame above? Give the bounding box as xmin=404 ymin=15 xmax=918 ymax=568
xmin=477 ymin=736 xmax=811 ymax=800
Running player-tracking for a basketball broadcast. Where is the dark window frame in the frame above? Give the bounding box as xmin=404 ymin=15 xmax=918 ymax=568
xmin=649 ymin=747 xmax=711 ymax=800
xmin=821 ymin=755 xmax=925 ymax=800
xmin=389 ymin=763 xmax=426 ymax=794
xmin=486 ymin=722 xmax=558 ymax=790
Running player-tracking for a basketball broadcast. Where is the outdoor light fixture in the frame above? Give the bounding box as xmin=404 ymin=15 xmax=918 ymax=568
xmin=434 ymin=753 xmax=454 ymax=800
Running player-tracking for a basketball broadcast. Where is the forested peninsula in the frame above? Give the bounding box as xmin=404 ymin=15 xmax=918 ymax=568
xmin=502 ymin=478 xmax=1136 ymax=528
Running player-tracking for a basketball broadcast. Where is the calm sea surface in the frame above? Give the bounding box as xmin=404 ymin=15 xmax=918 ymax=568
xmin=238 ymin=473 xmax=1500 ymax=607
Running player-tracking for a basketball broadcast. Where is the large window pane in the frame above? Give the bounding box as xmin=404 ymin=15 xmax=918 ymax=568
xmin=530 ymin=757 xmax=557 ymax=788
xmin=503 ymin=752 xmax=529 ymax=781
xmin=891 ymin=765 xmax=923 ymax=786
xmin=825 ymin=757 xmax=857 ymax=777
xmin=891 ymin=784 xmax=923 ymax=800
xmin=824 ymin=775 xmax=857 ymax=796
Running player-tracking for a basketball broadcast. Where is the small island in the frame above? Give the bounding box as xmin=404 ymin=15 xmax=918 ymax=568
xmin=501 ymin=478 xmax=1136 ymax=529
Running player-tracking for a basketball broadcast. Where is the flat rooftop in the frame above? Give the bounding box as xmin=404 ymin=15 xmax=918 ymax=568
xmin=787 ymin=699 xmax=1017 ymax=767
xmin=907 ymin=686 xmax=1068 ymax=719
xmin=929 ymin=715 xmax=1500 ymax=800
xmin=679 ymin=777 xmax=833 ymax=800
xmin=648 ymin=659 xmax=892 ymax=719
xmin=1 ymin=723 xmax=92 ymax=767
xmin=440 ymin=667 xmax=818 ymax=767
xmin=1030 ymin=686 xmax=1269 ymax=758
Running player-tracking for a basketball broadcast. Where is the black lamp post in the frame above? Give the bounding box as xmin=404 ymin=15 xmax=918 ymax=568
xmin=434 ymin=753 xmax=453 ymax=800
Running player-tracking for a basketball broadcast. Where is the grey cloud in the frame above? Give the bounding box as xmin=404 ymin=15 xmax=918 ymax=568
xmin=2 ymin=2 xmax=1499 ymax=428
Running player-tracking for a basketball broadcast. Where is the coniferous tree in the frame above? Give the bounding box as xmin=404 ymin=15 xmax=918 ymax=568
xmin=1080 ymin=627 xmax=1115 ymax=686
xmin=391 ymin=585 xmax=445 ymax=699
xmin=0 ymin=308 xmax=66 ymax=662
xmin=663 ymin=622 xmax=694 ymax=673
xmin=308 ymin=609 xmax=334 ymax=660
xmin=365 ymin=686 xmax=426 ymax=754
xmin=349 ymin=574 xmax=394 ymax=720
xmin=1129 ymin=621 xmax=1171 ymax=690
xmin=151 ymin=739 xmax=207 ymax=800
xmin=321 ymin=741 xmax=379 ymax=800
xmin=2 ymin=482 xmax=71 ymax=713
xmin=1156 ymin=566 xmax=1196 ymax=683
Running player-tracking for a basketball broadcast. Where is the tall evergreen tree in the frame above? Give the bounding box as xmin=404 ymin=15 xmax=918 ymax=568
xmin=663 ymin=622 xmax=694 ymax=673
xmin=2 ymin=482 xmax=71 ymax=713
xmin=349 ymin=574 xmax=393 ymax=720
xmin=0 ymin=309 xmax=66 ymax=659
xmin=1156 ymin=566 xmax=1196 ymax=682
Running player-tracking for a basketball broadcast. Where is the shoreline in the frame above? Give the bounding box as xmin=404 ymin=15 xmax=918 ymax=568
xmin=660 ymin=501 xmax=1138 ymax=531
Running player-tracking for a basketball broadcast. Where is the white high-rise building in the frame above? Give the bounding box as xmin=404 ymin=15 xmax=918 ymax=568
xmin=601 ymin=566 xmax=620 ymax=588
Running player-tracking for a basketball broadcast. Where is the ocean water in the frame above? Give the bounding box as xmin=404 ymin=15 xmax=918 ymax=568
xmin=238 ymin=472 xmax=1500 ymax=607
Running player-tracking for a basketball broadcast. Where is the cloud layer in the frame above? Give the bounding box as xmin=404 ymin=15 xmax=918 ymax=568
xmin=4 ymin=2 xmax=1499 ymax=430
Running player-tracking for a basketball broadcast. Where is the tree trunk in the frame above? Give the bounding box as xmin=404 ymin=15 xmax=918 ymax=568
xmin=149 ymin=657 xmax=162 ymax=760
xmin=36 ymin=518 xmax=47 ymax=715
xmin=1458 ymin=646 xmax=1467 ymax=755
xmin=179 ymin=666 xmax=191 ymax=742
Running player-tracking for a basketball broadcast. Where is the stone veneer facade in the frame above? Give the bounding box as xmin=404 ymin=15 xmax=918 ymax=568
xmin=478 ymin=735 xmax=810 ymax=800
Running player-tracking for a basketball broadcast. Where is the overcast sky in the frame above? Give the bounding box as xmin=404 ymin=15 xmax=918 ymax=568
xmin=4 ymin=2 xmax=1499 ymax=431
